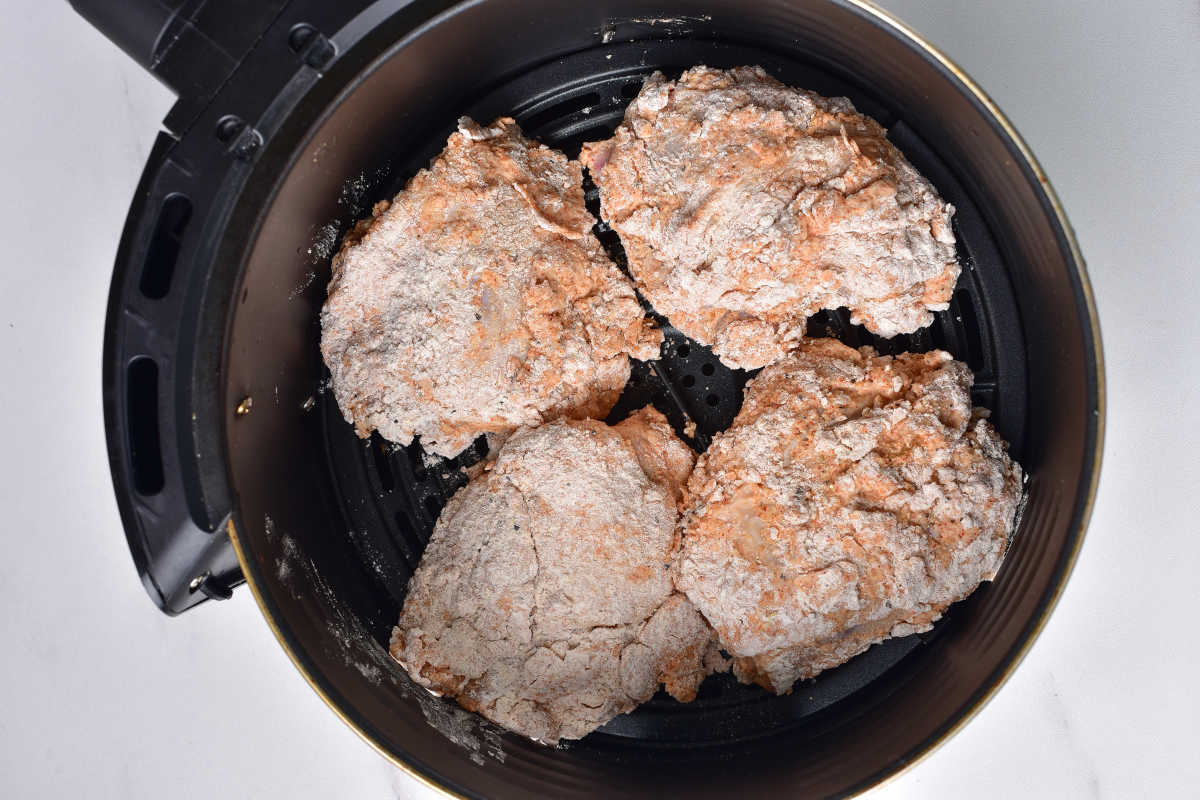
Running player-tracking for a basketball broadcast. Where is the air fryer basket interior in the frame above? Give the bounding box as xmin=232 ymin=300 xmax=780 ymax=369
xmin=219 ymin=1 xmax=1100 ymax=797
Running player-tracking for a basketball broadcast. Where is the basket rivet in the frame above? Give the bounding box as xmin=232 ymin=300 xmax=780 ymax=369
xmin=235 ymin=395 xmax=253 ymax=416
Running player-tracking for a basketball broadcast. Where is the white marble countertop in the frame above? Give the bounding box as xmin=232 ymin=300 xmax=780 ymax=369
xmin=1 ymin=1 xmax=1196 ymax=797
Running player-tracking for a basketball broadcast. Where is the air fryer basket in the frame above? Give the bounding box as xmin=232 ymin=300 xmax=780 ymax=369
xmin=95 ymin=0 xmax=1102 ymax=797
xmin=313 ymin=35 xmax=1032 ymax=740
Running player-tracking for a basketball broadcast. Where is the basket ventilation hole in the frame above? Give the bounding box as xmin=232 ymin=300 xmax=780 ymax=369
xmin=127 ymin=357 xmax=164 ymax=495
xmin=371 ymin=440 xmax=395 ymax=492
xmin=139 ymin=194 xmax=192 ymax=300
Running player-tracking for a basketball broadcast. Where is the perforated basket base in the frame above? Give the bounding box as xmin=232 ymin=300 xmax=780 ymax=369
xmin=318 ymin=39 xmax=1026 ymax=746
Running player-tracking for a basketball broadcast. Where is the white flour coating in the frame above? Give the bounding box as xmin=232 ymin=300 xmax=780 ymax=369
xmin=306 ymin=222 xmax=339 ymax=264
xmin=391 ymin=409 xmax=726 ymax=743
xmin=678 ymin=339 xmax=1022 ymax=693
xmin=582 ymin=66 xmax=959 ymax=369
xmin=414 ymin=693 xmax=506 ymax=766
xmin=322 ymin=117 xmax=660 ymax=458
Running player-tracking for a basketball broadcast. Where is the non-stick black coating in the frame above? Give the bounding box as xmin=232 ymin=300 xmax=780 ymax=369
xmin=220 ymin=1 xmax=1099 ymax=797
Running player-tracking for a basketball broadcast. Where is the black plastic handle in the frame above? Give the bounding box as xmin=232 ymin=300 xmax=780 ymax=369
xmin=69 ymin=0 xmax=291 ymax=136
xmin=80 ymin=0 xmax=297 ymax=615
xmin=102 ymin=127 xmax=248 ymax=615
xmin=80 ymin=0 xmax=396 ymax=613
xmin=68 ymin=0 xmax=182 ymax=70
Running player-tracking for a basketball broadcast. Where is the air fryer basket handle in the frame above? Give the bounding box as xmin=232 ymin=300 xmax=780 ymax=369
xmin=103 ymin=130 xmax=243 ymax=616
xmin=90 ymin=0 xmax=410 ymax=614
xmin=85 ymin=0 xmax=374 ymax=615
xmin=69 ymin=0 xmax=291 ymax=135
xmin=68 ymin=0 xmax=182 ymax=73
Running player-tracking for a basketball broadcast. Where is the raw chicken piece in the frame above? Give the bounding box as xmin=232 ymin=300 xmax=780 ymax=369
xmin=323 ymin=117 xmax=660 ymax=458
xmin=678 ymin=338 xmax=1021 ymax=693
xmin=582 ymin=66 xmax=958 ymax=370
xmin=391 ymin=408 xmax=725 ymax=743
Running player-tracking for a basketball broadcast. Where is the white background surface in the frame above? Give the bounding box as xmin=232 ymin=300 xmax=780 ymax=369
xmin=1 ymin=1 xmax=1196 ymax=797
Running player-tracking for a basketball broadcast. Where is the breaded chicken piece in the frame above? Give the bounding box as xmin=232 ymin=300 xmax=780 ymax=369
xmin=678 ymin=339 xmax=1021 ymax=694
xmin=390 ymin=408 xmax=725 ymax=743
xmin=582 ymin=66 xmax=958 ymax=370
xmin=322 ymin=117 xmax=660 ymax=458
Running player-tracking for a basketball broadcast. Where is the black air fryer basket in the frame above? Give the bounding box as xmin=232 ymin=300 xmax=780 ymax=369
xmin=77 ymin=0 xmax=1103 ymax=796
